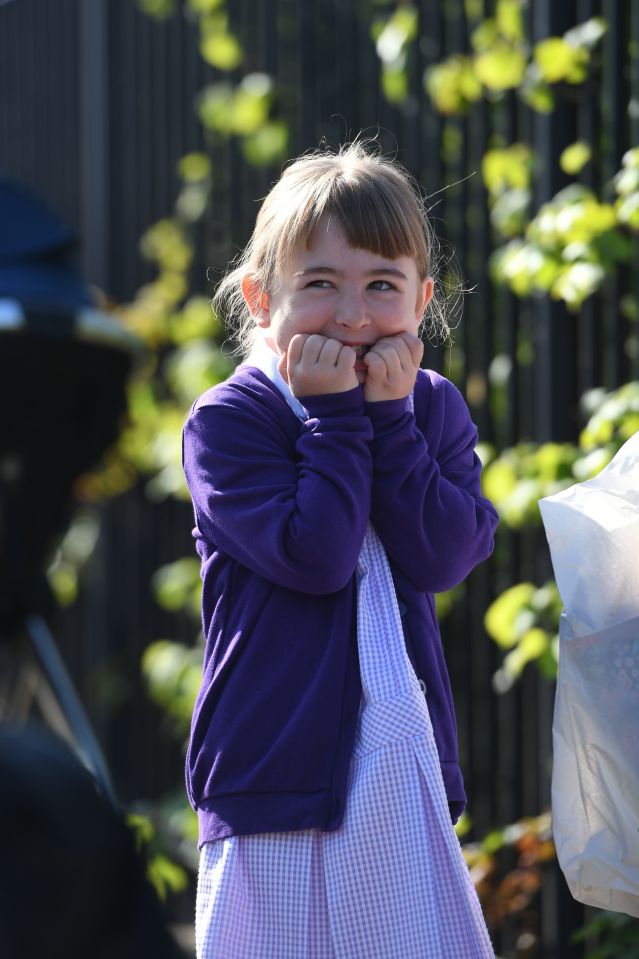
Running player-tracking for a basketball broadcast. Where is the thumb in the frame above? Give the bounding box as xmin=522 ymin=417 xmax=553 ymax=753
xmin=278 ymin=350 xmax=289 ymax=383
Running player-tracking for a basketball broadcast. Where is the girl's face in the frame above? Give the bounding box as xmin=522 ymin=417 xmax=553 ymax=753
xmin=243 ymin=217 xmax=433 ymax=383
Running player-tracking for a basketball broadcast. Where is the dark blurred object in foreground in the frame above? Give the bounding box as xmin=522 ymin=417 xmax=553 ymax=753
xmin=0 ymin=725 xmax=187 ymax=959
xmin=0 ymin=174 xmax=144 ymax=633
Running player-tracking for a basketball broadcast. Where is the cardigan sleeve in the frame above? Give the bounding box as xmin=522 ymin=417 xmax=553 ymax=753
xmin=365 ymin=372 xmax=498 ymax=593
xmin=182 ymin=381 xmax=374 ymax=595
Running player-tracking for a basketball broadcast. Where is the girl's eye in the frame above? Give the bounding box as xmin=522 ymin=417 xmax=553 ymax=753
xmin=306 ymin=279 xmax=332 ymax=289
xmin=369 ymin=279 xmax=394 ymax=291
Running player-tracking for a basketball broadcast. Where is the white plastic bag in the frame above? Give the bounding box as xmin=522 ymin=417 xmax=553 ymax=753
xmin=539 ymin=430 xmax=639 ymax=918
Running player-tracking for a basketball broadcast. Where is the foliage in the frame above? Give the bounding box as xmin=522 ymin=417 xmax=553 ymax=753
xmin=483 ymin=380 xmax=639 ymax=532
xmin=490 ymin=160 xmax=639 ymax=309
xmin=371 ymin=4 xmax=419 ymax=104
xmin=483 ymin=380 xmax=639 ymax=687
xmin=127 ymin=810 xmax=191 ymax=900
xmin=484 ymin=581 xmax=560 ymax=690
xmin=424 ymin=0 xmax=606 ymax=114
xmin=462 ymin=812 xmax=556 ymax=938
xmin=573 ymin=912 xmax=639 ymax=958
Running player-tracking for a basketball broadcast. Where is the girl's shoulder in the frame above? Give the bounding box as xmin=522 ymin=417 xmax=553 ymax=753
xmin=190 ymin=364 xmax=289 ymax=418
xmin=414 ymin=368 xmax=475 ymax=446
xmin=415 ymin=367 xmax=469 ymax=415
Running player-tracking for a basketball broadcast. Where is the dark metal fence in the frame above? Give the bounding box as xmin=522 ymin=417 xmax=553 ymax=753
xmin=2 ymin=0 xmax=638 ymax=955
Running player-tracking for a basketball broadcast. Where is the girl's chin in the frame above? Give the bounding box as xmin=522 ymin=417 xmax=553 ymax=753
xmin=355 ymin=369 xmax=367 ymax=384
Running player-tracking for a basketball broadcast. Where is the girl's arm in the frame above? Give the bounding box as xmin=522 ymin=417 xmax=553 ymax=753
xmin=182 ymin=379 xmax=373 ymax=595
xmin=365 ymin=371 xmax=498 ymax=593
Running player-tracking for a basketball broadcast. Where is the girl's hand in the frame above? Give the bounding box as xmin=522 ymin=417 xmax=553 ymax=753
xmin=279 ymin=333 xmax=359 ymax=397
xmin=363 ymin=332 xmax=424 ymax=403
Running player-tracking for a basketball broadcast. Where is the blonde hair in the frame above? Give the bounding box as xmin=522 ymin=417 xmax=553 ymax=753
xmin=213 ymin=140 xmax=451 ymax=355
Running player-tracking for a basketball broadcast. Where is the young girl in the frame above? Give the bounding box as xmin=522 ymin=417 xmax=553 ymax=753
xmin=183 ymin=141 xmax=499 ymax=958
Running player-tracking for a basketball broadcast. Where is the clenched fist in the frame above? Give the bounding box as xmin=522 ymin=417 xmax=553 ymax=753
xmin=279 ymin=334 xmax=359 ymax=397
xmin=362 ymin=331 xmax=424 ymax=403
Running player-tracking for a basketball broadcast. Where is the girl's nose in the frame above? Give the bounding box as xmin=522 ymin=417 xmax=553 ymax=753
xmin=335 ymin=291 xmax=371 ymax=329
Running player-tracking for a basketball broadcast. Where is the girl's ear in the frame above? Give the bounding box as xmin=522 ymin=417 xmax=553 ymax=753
xmin=417 ymin=277 xmax=434 ymax=318
xmin=241 ymin=276 xmax=270 ymax=328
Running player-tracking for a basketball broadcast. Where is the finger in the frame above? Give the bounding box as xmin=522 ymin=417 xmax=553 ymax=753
xmin=396 ymin=331 xmax=424 ymax=367
xmin=317 ymin=337 xmax=343 ymax=366
xmin=362 ymin=349 xmax=387 ymax=379
xmin=278 ymin=351 xmax=289 ymax=383
xmin=300 ymin=333 xmax=329 ymax=364
xmin=367 ymin=341 xmax=404 ymax=376
xmin=335 ymin=342 xmax=356 ymax=372
xmin=287 ymin=334 xmax=307 ymax=368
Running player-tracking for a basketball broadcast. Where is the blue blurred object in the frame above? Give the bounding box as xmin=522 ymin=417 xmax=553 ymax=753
xmin=0 ymin=176 xmax=94 ymax=312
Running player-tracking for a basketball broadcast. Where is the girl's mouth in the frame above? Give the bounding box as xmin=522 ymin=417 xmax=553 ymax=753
xmin=348 ymin=344 xmax=371 ymax=358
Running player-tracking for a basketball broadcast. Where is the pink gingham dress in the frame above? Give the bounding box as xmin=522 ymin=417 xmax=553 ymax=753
xmin=195 ymin=345 xmax=495 ymax=958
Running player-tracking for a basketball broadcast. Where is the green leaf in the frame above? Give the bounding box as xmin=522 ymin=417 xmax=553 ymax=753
xmin=199 ymin=30 xmax=243 ymax=71
xmin=375 ymin=5 xmax=418 ymax=63
xmin=148 ymin=853 xmax=189 ymax=900
xmin=475 ymin=43 xmax=527 ymax=89
xmin=490 ymin=188 xmax=531 ymax=236
xmin=481 ymin=829 xmax=505 ymax=854
xmin=47 ymin=563 xmax=78 ymax=607
xmin=559 ymin=142 xmax=592 ymax=175
xmin=187 ymin=0 xmax=224 ymax=11
xmin=127 ymin=812 xmax=155 ymax=848
xmin=382 ymin=63 xmax=409 ymax=103
xmin=495 ymin=0 xmax=524 ymax=43
xmin=551 ymin=262 xmax=605 ymax=307
xmin=197 ymin=83 xmax=234 ymax=133
xmin=563 ymin=16 xmax=607 ymax=51
xmin=424 ymin=56 xmax=482 ymax=113
xmin=137 ymin=0 xmax=176 ymax=19
xmin=484 ymin=582 xmax=536 ymax=648
xmin=471 ymin=18 xmax=499 ymax=53
xmin=616 ymin=193 xmax=639 ymax=229
xmin=177 ymin=152 xmax=211 ymax=182
xmin=230 ymin=73 xmax=274 ymax=134
xmin=482 ymin=143 xmax=533 ymax=195
xmin=534 ymin=37 xmax=584 ymax=83
xmin=241 ymin=120 xmax=288 ymax=166
xmin=152 ymin=558 xmax=201 ymax=612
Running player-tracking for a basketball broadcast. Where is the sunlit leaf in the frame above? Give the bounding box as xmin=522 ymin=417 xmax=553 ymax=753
xmin=382 ymin=63 xmax=409 ymax=103
xmin=187 ymin=0 xmax=224 ymax=11
xmin=475 ymin=43 xmax=527 ymax=89
xmin=148 ymin=853 xmax=189 ymax=900
xmin=47 ymin=563 xmax=78 ymax=607
xmin=616 ymin=193 xmax=639 ymax=228
xmin=242 ymin=120 xmax=288 ymax=166
xmin=230 ymin=74 xmax=274 ymax=134
xmin=152 ymin=558 xmax=201 ymax=612
xmin=563 ymin=16 xmax=607 ymax=51
xmin=551 ymin=262 xmax=605 ymax=307
xmin=482 ymin=143 xmax=533 ymax=195
xmin=484 ymin=582 xmax=536 ymax=648
xmin=424 ymin=56 xmax=482 ymax=113
xmin=533 ymin=37 xmax=584 ymax=83
xmin=137 ymin=0 xmax=176 ymax=19
xmin=559 ymin=141 xmax=591 ymax=174
xmin=470 ymin=18 xmax=498 ymax=53
xmin=375 ymin=5 xmax=418 ymax=63
xmin=495 ymin=0 xmax=524 ymax=43
xmin=176 ymin=182 xmax=209 ymax=222
xmin=199 ymin=30 xmax=243 ymax=71
xmin=177 ymin=152 xmax=211 ymax=182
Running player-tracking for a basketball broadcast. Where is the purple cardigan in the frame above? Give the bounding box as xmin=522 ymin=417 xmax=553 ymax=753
xmin=182 ymin=365 xmax=498 ymax=846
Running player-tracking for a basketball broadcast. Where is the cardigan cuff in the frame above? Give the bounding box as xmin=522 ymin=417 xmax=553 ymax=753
xmin=298 ymin=385 xmax=365 ymax=419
